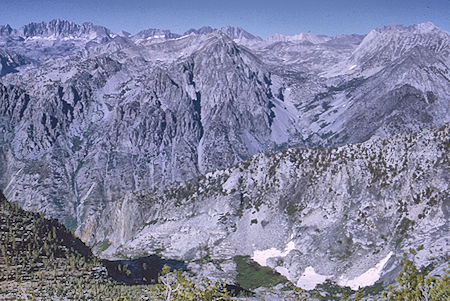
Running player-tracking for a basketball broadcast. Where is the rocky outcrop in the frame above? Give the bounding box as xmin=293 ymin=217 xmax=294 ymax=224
xmin=0 ymin=49 xmax=29 ymax=76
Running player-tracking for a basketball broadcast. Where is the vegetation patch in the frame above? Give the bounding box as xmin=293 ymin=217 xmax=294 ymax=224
xmin=313 ymin=280 xmax=354 ymax=300
xmin=71 ymin=136 xmax=82 ymax=152
xmin=233 ymin=255 xmax=288 ymax=290
xmin=361 ymin=281 xmax=385 ymax=296
xmin=97 ymin=239 xmax=112 ymax=253
xmin=144 ymin=219 xmax=158 ymax=226
xmin=285 ymin=201 xmax=305 ymax=217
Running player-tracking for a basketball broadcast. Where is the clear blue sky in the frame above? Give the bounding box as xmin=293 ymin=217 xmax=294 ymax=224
xmin=1 ymin=0 xmax=449 ymax=37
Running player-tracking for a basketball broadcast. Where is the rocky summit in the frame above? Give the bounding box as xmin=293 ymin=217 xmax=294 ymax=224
xmin=0 ymin=19 xmax=448 ymax=296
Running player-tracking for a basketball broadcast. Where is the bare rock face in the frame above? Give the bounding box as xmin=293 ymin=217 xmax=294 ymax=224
xmin=0 ymin=28 xmax=288 ymax=229
xmin=0 ymin=49 xmax=29 ymax=76
xmin=0 ymin=20 xmax=448 ymax=288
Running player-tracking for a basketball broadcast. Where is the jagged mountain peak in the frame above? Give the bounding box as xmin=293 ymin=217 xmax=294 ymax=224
xmin=0 ymin=24 xmax=13 ymax=36
xmin=14 ymin=19 xmax=113 ymax=40
xmin=219 ymin=26 xmax=262 ymax=41
xmin=0 ymin=19 xmax=115 ymax=61
xmin=189 ymin=30 xmax=263 ymax=64
xmin=20 ymin=19 xmax=77 ymax=37
xmin=202 ymin=30 xmax=237 ymax=43
xmin=116 ymin=30 xmax=131 ymax=38
xmin=182 ymin=30 xmax=238 ymax=52
xmin=135 ymin=30 xmax=245 ymax=64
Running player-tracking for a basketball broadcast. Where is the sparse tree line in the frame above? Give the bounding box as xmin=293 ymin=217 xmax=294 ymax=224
xmin=8 ymin=250 xmax=450 ymax=300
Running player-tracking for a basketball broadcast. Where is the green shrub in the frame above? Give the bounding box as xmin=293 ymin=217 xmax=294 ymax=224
xmin=382 ymin=250 xmax=449 ymax=300
xmin=233 ymin=256 xmax=288 ymax=290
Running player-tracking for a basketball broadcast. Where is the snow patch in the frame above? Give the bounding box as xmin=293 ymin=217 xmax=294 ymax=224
xmin=197 ymin=136 xmax=205 ymax=173
xmin=173 ymin=35 xmax=190 ymax=41
xmin=4 ymin=168 xmax=23 ymax=194
xmin=147 ymin=35 xmax=165 ymax=40
xmin=296 ymin=266 xmax=332 ymax=290
xmin=270 ymin=99 xmax=300 ymax=144
xmin=222 ymin=170 xmax=240 ymax=193
xmin=252 ymin=241 xmax=295 ymax=266
xmin=80 ymin=183 xmax=96 ymax=204
xmin=26 ymin=36 xmax=57 ymax=41
xmin=62 ymin=36 xmax=77 ymax=41
xmin=275 ymin=266 xmax=290 ymax=278
xmin=338 ymin=252 xmax=393 ymax=290
xmin=241 ymin=130 xmax=262 ymax=154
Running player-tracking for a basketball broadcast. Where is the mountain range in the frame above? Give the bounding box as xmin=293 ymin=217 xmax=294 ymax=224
xmin=0 ymin=19 xmax=448 ymax=295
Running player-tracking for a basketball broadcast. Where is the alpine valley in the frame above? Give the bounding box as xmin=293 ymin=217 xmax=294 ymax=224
xmin=0 ymin=19 xmax=449 ymax=298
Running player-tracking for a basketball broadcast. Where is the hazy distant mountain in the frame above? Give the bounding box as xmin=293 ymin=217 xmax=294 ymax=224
xmin=184 ymin=26 xmax=216 ymax=35
xmin=184 ymin=25 xmax=262 ymax=41
xmin=132 ymin=28 xmax=181 ymax=43
xmin=267 ymin=32 xmax=332 ymax=44
xmin=220 ymin=26 xmax=262 ymax=41
xmin=0 ymin=19 xmax=114 ymax=61
xmin=18 ymin=19 xmax=112 ymax=40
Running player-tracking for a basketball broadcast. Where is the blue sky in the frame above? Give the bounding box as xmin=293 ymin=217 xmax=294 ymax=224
xmin=1 ymin=0 xmax=449 ymax=37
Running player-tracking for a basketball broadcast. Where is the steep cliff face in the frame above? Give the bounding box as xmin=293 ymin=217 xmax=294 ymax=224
xmin=0 ymin=30 xmax=290 ymax=229
xmin=300 ymin=55 xmax=450 ymax=146
xmin=85 ymin=125 xmax=449 ymax=287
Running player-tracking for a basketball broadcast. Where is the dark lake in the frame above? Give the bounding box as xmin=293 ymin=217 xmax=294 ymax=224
xmin=102 ymin=255 xmax=187 ymax=284
xmin=102 ymin=255 xmax=253 ymax=297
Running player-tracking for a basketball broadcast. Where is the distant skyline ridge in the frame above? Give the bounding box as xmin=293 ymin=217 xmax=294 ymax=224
xmin=0 ymin=0 xmax=449 ymax=38
xmin=0 ymin=19 xmax=448 ymax=43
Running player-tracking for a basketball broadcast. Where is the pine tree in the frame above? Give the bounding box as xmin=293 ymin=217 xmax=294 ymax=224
xmin=382 ymin=249 xmax=450 ymax=300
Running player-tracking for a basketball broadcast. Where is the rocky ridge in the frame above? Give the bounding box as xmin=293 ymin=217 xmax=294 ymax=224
xmin=84 ymin=125 xmax=449 ymax=289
